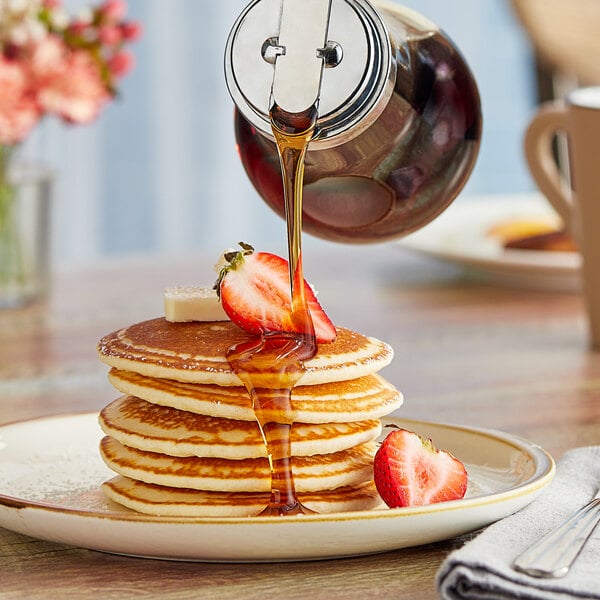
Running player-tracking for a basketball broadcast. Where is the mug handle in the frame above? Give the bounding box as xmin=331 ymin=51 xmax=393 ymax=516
xmin=524 ymin=103 xmax=574 ymax=232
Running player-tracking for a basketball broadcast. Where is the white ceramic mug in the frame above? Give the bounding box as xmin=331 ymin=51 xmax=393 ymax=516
xmin=525 ymin=86 xmax=600 ymax=348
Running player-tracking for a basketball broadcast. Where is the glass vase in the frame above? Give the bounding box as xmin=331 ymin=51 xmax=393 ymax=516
xmin=0 ymin=161 xmax=53 ymax=309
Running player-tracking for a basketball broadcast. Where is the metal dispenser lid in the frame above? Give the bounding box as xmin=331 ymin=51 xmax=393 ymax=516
xmin=224 ymin=0 xmax=394 ymax=146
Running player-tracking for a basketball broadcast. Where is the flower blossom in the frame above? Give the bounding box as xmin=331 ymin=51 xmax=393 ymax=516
xmin=0 ymin=0 xmax=46 ymax=47
xmin=0 ymin=55 xmax=40 ymax=145
xmin=31 ymin=37 xmax=110 ymax=123
xmin=0 ymin=0 xmax=140 ymax=144
xmin=100 ymin=0 xmax=127 ymax=22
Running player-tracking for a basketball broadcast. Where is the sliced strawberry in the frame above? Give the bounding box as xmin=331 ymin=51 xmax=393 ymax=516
xmin=214 ymin=243 xmax=336 ymax=343
xmin=373 ymin=428 xmax=468 ymax=508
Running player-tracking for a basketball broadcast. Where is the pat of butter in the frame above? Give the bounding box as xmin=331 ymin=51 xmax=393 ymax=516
xmin=164 ymin=286 xmax=229 ymax=322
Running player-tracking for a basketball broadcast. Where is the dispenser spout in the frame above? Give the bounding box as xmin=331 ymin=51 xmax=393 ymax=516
xmin=225 ymin=0 xmax=392 ymax=144
xmin=265 ymin=0 xmax=336 ymax=114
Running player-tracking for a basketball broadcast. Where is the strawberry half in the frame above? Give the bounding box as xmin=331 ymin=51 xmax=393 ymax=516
xmin=373 ymin=428 xmax=468 ymax=508
xmin=214 ymin=243 xmax=336 ymax=343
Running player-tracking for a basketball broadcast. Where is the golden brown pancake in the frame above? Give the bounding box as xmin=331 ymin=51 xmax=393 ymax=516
xmin=97 ymin=319 xmax=393 ymax=386
xmin=107 ymin=369 xmax=403 ymax=423
xmin=99 ymin=436 xmax=376 ymax=493
xmin=102 ymin=476 xmax=385 ymax=517
xmin=97 ymin=314 xmax=399 ymax=517
xmin=99 ymin=395 xmax=382 ymax=459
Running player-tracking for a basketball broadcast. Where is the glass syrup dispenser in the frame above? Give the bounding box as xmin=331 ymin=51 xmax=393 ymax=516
xmin=225 ymin=0 xmax=482 ymax=243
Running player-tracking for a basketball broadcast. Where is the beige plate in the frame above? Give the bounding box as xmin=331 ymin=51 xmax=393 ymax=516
xmin=400 ymin=194 xmax=581 ymax=292
xmin=0 ymin=413 xmax=554 ymax=562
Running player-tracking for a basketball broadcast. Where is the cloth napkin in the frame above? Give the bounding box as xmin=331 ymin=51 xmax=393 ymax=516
xmin=436 ymin=446 xmax=600 ymax=600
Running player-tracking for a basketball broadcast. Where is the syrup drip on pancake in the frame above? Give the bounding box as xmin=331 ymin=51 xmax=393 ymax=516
xmin=227 ymin=105 xmax=319 ymax=516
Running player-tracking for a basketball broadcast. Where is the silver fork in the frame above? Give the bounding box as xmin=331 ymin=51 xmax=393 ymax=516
xmin=513 ymin=489 xmax=600 ymax=578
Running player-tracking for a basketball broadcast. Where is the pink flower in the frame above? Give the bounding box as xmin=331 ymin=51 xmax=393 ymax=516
xmin=0 ymin=56 xmax=40 ymax=145
xmin=30 ymin=38 xmax=110 ymax=124
xmin=29 ymin=36 xmax=65 ymax=74
xmin=100 ymin=0 xmax=127 ymax=22
xmin=121 ymin=21 xmax=142 ymax=41
xmin=67 ymin=20 xmax=90 ymax=37
xmin=0 ymin=1 xmax=139 ymax=145
xmin=38 ymin=51 xmax=110 ymax=123
xmin=108 ymin=50 xmax=134 ymax=77
xmin=98 ymin=25 xmax=122 ymax=46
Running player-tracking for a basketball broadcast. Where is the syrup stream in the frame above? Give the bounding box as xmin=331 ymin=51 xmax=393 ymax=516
xmin=227 ymin=104 xmax=319 ymax=516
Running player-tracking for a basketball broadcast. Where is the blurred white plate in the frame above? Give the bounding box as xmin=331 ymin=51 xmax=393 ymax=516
xmin=400 ymin=194 xmax=581 ymax=292
xmin=0 ymin=413 xmax=554 ymax=562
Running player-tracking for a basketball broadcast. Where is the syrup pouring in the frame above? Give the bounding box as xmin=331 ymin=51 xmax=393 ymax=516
xmin=223 ymin=0 xmax=481 ymax=515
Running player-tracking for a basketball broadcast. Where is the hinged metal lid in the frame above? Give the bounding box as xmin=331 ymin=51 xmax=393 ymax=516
xmin=224 ymin=0 xmax=394 ymax=146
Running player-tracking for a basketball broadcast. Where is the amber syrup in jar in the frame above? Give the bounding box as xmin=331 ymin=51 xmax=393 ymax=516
xmin=227 ymin=104 xmax=319 ymax=516
xmin=235 ymin=28 xmax=481 ymax=243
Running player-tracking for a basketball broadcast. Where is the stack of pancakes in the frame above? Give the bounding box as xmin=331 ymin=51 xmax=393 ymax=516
xmin=97 ymin=318 xmax=403 ymax=517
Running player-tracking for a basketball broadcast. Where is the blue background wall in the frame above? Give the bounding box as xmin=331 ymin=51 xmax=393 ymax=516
xmin=23 ymin=0 xmax=539 ymax=265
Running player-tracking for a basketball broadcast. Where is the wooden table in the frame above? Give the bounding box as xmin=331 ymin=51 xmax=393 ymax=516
xmin=2 ymin=243 xmax=599 ymax=599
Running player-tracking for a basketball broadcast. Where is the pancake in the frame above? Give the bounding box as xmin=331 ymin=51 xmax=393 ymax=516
xmin=99 ymin=395 xmax=382 ymax=459
xmin=102 ymin=476 xmax=385 ymax=517
xmin=99 ymin=436 xmax=376 ymax=493
xmin=97 ymin=319 xmax=393 ymax=386
xmin=108 ymin=369 xmax=403 ymax=423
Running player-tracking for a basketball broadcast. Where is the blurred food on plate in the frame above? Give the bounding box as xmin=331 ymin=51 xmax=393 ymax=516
xmin=486 ymin=217 xmax=577 ymax=253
